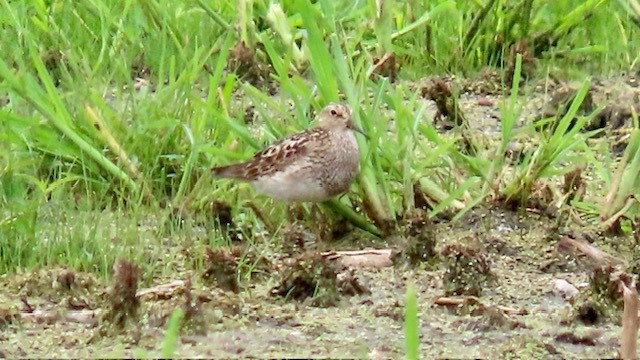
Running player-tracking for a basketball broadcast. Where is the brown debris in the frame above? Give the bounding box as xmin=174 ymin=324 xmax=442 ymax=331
xmin=421 ymin=79 xmax=466 ymax=129
xmin=281 ymin=222 xmax=317 ymax=255
xmin=41 ymin=49 xmax=68 ymax=87
xmin=0 ymin=307 xmax=19 ymax=327
xmin=12 ymin=279 xmax=215 ymax=327
xmin=226 ymin=40 xmax=273 ymax=88
xmin=243 ymin=105 xmax=257 ymax=124
xmin=56 ymin=270 xmax=76 ymax=291
xmin=360 ymin=196 xmax=395 ymax=235
xmin=464 ymin=305 xmax=526 ymax=332
xmin=202 ymin=247 xmax=241 ymax=293
xmin=594 ymin=88 xmax=639 ymax=132
xmin=391 ymin=212 xmax=437 ymax=267
xmin=554 ymin=332 xmax=598 ymax=346
xmin=271 ymin=252 xmax=338 ymax=305
xmin=210 ymin=200 xmax=234 ymax=230
xmin=20 ymin=295 xmax=34 ymax=313
xmin=590 ymin=266 xmax=623 ymax=306
xmin=496 ymin=179 xmax=562 ymax=218
xmin=271 ymin=252 xmax=362 ymax=307
xmin=575 ymin=301 xmax=602 ymax=326
xmin=413 ymin=182 xmax=433 ymax=211
xmin=442 ymin=296 xmax=527 ymax=332
xmin=505 ymin=40 xmax=537 ymax=87
xmin=336 ymin=267 xmax=370 ymax=296
xmin=596 ymin=104 xmax=640 ymax=131
xmin=104 ymin=259 xmax=140 ymax=329
xmin=14 ymin=267 xmax=99 ymax=303
xmin=228 ymin=40 xmax=255 ymax=75
xmin=441 ymin=244 xmax=493 ymax=296
xmin=208 ymin=200 xmax=243 ymax=242
xmin=572 ymin=267 xmax=630 ymax=326
xmin=420 ymin=78 xmax=478 ymax=155
xmin=477 ymin=98 xmax=493 ymax=106
xmin=538 ymin=84 xmax=596 ymax=132
xmin=563 ymin=167 xmax=586 ymax=203
xmin=181 ymin=278 xmax=207 ymax=335
xmin=461 ymin=70 xmax=503 ymax=95
xmin=130 ymin=53 xmax=151 ymax=80
xmin=370 ymin=52 xmax=398 ymax=83
xmin=529 ymin=180 xmax=556 ymax=210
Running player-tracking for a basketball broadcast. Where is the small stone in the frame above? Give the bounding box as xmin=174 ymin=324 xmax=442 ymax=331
xmin=551 ymin=279 xmax=579 ymax=301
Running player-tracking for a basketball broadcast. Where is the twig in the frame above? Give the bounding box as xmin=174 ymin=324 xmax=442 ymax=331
xmin=136 ymin=279 xmax=186 ymax=298
xmin=19 ymin=309 xmax=101 ymax=325
xmin=433 ymin=296 xmax=529 ymax=315
xmin=557 ymin=237 xmax=625 ymax=267
xmin=619 ymin=279 xmax=639 ymax=360
xmin=366 ymin=51 xmax=394 ymax=78
xmin=322 ymin=249 xmax=393 ymax=268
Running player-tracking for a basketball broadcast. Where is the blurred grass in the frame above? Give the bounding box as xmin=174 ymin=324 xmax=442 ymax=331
xmin=0 ymin=0 xmax=639 ymax=275
xmin=162 ymin=307 xmax=184 ymax=358
xmin=405 ymin=283 xmax=419 ymax=359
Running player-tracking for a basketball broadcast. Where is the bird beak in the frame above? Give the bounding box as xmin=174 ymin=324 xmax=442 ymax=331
xmin=348 ymin=120 xmax=368 ymax=139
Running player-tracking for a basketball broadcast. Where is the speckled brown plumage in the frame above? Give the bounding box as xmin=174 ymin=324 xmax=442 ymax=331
xmin=212 ymin=103 xmax=365 ymax=202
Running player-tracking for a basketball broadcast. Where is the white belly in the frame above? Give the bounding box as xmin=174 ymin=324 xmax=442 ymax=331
xmin=250 ymin=172 xmax=328 ymax=202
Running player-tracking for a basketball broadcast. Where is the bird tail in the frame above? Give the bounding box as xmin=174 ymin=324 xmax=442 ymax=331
xmin=211 ymin=164 xmax=245 ymax=179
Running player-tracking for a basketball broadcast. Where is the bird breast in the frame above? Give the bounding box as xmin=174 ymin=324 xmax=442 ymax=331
xmin=315 ymin=129 xmax=360 ymax=196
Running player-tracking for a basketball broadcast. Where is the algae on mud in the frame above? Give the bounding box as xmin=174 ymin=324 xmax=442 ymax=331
xmin=0 ymin=202 xmax=633 ymax=358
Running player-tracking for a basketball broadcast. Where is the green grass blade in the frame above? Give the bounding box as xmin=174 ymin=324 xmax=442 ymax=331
xmin=161 ymin=307 xmax=184 ymax=358
xmin=405 ymin=283 xmax=419 ymax=360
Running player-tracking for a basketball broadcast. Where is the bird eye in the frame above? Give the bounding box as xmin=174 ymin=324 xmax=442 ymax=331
xmin=330 ymin=109 xmax=338 ymax=116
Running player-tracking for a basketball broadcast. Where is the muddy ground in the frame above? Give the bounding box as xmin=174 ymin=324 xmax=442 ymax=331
xmin=1 ymin=74 xmax=639 ymax=358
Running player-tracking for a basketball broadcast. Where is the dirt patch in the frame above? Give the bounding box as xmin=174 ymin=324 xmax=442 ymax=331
xmin=0 ymin=203 xmax=634 ymax=358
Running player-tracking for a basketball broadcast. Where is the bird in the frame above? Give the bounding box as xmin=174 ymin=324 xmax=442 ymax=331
xmin=212 ymin=103 xmax=366 ymax=202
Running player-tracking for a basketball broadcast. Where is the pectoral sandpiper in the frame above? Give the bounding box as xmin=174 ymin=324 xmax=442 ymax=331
xmin=212 ymin=103 xmax=365 ymax=202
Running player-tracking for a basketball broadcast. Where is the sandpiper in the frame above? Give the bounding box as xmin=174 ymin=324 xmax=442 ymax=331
xmin=212 ymin=103 xmax=366 ymax=202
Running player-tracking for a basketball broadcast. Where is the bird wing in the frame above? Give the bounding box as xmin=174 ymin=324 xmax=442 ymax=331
xmin=213 ymin=128 xmax=326 ymax=180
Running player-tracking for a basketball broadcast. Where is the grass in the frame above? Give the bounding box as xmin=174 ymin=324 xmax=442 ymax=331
xmin=0 ymin=0 xmax=639 ymax=276
xmin=162 ymin=307 xmax=184 ymax=358
xmin=500 ymin=79 xmax=602 ymax=205
xmin=600 ymin=127 xmax=640 ymax=232
xmin=405 ymin=283 xmax=419 ymax=359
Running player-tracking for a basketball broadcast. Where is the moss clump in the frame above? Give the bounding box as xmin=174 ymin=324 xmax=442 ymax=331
xmin=271 ymin=252 xmax=341 ymax=307
xmin=441 ymin=244 xmax=493 ymax=296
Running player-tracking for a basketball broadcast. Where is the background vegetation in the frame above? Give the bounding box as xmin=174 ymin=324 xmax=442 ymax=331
xmin=1 ymin=0 xmax=639 ymax=278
